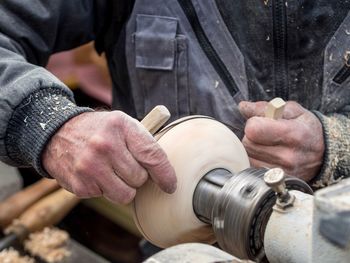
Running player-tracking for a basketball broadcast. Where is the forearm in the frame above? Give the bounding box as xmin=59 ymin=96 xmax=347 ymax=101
xmin=0 ymin=45 xmax=93 ymax=176
xmin=0 ymin=44 xmax=83 ymax=170
xmin=0 ymin=0 xmax=107 ymax=175
xmin=4 ymin=87 xmax=93 ymax=176
xmin=311 ymin=112 xmax=350 ymax=188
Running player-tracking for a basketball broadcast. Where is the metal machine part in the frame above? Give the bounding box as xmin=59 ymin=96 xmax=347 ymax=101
xmin=193 ymin=168 xmax=313 ymax=261
xmin=264 ymin=190 xmax=313 ymax=263
xmin=264 ymin=178 xmax=350 ymax=263
xmin=146 ymin=180 xmax=350 ymax=263
xmin=311 ymin=178 xmax=350 ymax=262
xmin=264 ymin=168 xmax=295 ymax=209
xmin=143 ymin=243 xmax=236 ymax=263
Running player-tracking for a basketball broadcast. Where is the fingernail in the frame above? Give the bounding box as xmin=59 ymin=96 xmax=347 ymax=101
xmin=166 ymin=182 xmax=177 ymax=194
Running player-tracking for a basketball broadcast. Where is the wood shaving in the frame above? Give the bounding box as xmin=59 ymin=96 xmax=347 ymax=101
xmin=0 ymin=248 xmax=35 ymax=263
xmin=24 ymin=227 xmax=71 ymax=263
xmin=4 ymin=219 xmax=21 ymax=235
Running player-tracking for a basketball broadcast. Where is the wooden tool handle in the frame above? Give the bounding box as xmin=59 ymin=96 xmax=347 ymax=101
xmin=265 ymin=97 xmax=286 ymax=120
xmin=141 ymin=105 xmax=171 ymax=135
xmin=6 ymin=189 xmax=79 ymax=234
xmin=0 ymin=179 xmax=59 ymax=228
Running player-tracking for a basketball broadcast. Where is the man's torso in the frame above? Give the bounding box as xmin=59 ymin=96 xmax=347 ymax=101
xmin=101 ymin=0 xmax=350 ymax=136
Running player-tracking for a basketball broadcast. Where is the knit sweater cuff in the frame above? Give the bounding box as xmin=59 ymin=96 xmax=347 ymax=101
xmin=5 ymin=88 xmax=93 ymax=177
xmin=311 ymin=111 xmax=350 ymax=189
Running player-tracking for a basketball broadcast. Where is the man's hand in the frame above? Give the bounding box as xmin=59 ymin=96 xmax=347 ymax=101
xmin=239 ymin=101 xmax=325 ymax=182
xmin=42 ymin=111 xmax=177 ymax=204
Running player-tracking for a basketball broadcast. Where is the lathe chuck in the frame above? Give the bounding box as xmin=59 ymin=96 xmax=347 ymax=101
xmin=194 ymin=168 xmax=312 ymax=260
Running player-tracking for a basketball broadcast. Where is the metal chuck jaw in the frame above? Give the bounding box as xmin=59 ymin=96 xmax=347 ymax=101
xmin=193 ymin=168 xmax=313 ymax=261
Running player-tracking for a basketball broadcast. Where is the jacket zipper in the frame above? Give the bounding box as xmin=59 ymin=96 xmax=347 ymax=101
xmin=177 ymin=0 xmax=239 ymax=97
xmin=333 ymin=55 xmax=350 ymax=84
xmin=273 ymin=0 xmax=288 ymax=99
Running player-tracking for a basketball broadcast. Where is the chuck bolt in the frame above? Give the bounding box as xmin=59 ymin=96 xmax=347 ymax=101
xmin=264 ymin=168 xmax=295 ymax=209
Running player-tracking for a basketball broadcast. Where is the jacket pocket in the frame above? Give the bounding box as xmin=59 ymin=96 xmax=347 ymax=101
xmin=134 ymin=14 xmax=189 ymax=119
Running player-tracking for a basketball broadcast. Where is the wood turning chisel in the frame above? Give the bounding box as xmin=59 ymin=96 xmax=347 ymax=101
xmin=0 ymin=178 xmax=59 ymax=229
xmin=0 ymin=188 xmax=79 ymax=251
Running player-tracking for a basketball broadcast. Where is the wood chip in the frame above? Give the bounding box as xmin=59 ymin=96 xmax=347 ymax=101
xmin=24 ymin=227 xmax=71 ymax=263
xmin=0 ymin=248 xmax=35 ymax=263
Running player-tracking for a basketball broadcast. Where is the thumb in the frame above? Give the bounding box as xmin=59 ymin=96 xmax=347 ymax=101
xmin=239 ymin=101 xmax=269 ymax=119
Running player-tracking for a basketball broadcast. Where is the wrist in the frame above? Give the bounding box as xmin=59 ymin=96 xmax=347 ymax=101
xmin=5 ymin=88 xmax=93 ymax=177
xmin=42 ymin=111 xmax=95 ymax=175
xmin=310 ymin=111 xmax=348 ymax=189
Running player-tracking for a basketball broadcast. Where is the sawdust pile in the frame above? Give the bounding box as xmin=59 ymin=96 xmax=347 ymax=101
xmin=24 ymin=227 xmax=71 ymax=263
xmin=0 ymin=248 xmax=34 ymax=263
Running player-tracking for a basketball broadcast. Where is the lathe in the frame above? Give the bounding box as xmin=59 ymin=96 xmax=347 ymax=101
xmin=132 ymin=106 xmax=350 ymax=263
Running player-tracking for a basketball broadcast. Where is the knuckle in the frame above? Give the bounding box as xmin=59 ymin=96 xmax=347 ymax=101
xmin=249 ymin=158 xmax=258 ymax=168
xmin=281 ymin=153 xmax=297 ymax=170
xmin=245 ymin=119 xmax=259 ymax=141
xmin=89 ymin=134 xmax=112 ymax=153
xmin=140 ymin=143 xmax=165 ymax=164
xmin=148 ymin=147 xmax=164 ymax=161
xmin=286 ymin=101 xmax=299 ymax=109
xmin=72 ymin=180 xmax=102 ymax=198
xmin=118 ymin=165 xmax=149 ymax=188
xmin=284 ymin=101 xmax=305 ymax=118
xmin=72 ymin=184 xmax=88 ymax=198
xmin=74 ymin=159 xmax=91 ymax=176
xmin=108 ymin=111 xmax=140 ymax=137
xmin=290 ymin=130 xmax=304 ymax=145
xmin=283 ymin=124 xmax=305 ymax=146
xmin=287 ymin=101 xmax=303 ymax=111
xmin=107 ymin=111 xmax=127 ymax=129
xmin=86 ymin=184 xmax=102 ymax=197
xmin=74 ymin=192 xmax=86 ymax=199
xmin=132 ymin=169 xmax=148 ymax=188
xmin=115 ymin=161 xmax=149 ymax=188
xmin=119 ymin=189 xmax=136 ymax=205
xmin=242 ymin=136 xmax=252 ymax=149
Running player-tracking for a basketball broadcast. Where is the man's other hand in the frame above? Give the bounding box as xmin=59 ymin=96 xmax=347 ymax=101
xmin=42 ymin=111 xmax=177 ymax=204
xmin=239 ymin=101 xmax=325 ymax=182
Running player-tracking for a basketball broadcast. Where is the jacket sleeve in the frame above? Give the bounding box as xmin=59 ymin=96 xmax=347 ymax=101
xmin=311 ymin=111 xmax=350 ymax=189
xmin=0 ymin=0 xmax=107 ymax=176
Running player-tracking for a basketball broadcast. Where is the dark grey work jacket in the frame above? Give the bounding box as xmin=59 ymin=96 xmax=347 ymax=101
xmin=0 ymin=0 xmax=349 ymax=188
